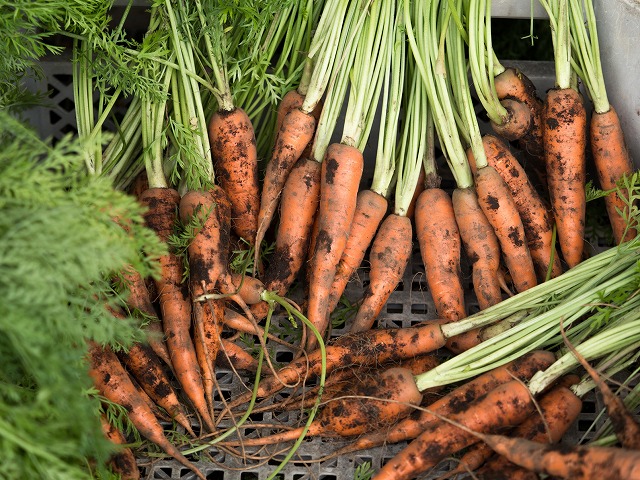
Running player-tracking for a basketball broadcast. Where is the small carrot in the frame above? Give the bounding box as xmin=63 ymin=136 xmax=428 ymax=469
xmin=415 ymin=188 xmax=467 ymax=323
xmin=228 ymin=272 xmax=265 ymax=306
xmin=209 ymin=107 xmax=260 ymax=245
xmin=327 ymin=189 xmax=388 ymax=315
xmin=217 ymin=338 xmax=259 ymax=373
xmin=349 ymin=213 xmax=412 ymax=333
xmin=87 ymin=342 xmax=206 ymax=480
xmin=306 ymin=143 xmax=363 ymax=348
xmin=139 ymin=187 xmax=214 ymax=432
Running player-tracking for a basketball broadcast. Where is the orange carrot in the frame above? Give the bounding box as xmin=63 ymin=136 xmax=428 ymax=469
xmin=591 ymin=106 xmax=637 ymax=245
xmin=349 ymin=213 xmax=412 ymax=333
xmin=228 ymin=273 xmax=265 ymax=305
xmin=415 ymin=188 xmax=467 ymax=323
xmin=209 ymin=107 xmax=260 ymax=245
xmin=222 ymin=367 xmax=422 ymax=446
xmin=373 ymin=379 xmax=537 ymax=480
xmin=474 ymin=163 xmax=537 ymax=292
xmin=480 ymin=434 xmax=640 ymax=480
xmin=542 ymin=87 xmax=587 ymax=268
xmin=139 ymin=187 xmax=214 ymax=432
xmin=251 ymin=156 xmax=322 ymax=321
xmin=489 ymin=98 xmax=534 ymax=142
xmin=494 ymin=67 xmax=546 ymax=161
xmin=306 ymin=143 xmax=363 ymax=348
xmin=323 ymin=350 xmax=556 ymax=460
xmin=471 ymin=135 xmax=562 ymax=280
xmin=327 ymin=189 xmax=388 ymax=314
xmin=87 ymin=342 xmax=206 ymax=480
xmin=275 ymin=89 xmax=305 ymax=134
xmin=255 ymin=108 xmax=317 ymax=263
xmin=216 ymin=338 xmax=259 ymax=372
xmin=100 ymin=414 xmax=140 ymax=480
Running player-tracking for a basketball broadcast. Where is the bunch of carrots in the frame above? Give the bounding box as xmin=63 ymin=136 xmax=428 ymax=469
xmin=9 ymin=0 xmax=640 ymax=478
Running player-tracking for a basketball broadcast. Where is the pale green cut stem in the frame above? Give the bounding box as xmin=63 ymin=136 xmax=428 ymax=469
xmin=529 ymin=319 xmax=640 ymax=396
xmin=302 ymin=0 xmax=350 ymax=113
xmin=554 ymin=0 xmax=573 ymax=89
xmin=311 ymin=0 xmax=368 ymax=161
xmin=572 ymin=345 xmax=640 ymax=399
xmin=370 ymin=4 xmax=405 ymax=197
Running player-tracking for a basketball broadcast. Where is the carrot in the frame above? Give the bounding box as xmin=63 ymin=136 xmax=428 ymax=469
xmin=222 ymin=367 xmax=422 ymax=446
xmin=349 ymin=214 xmax=412 ymax=333
xmin=327 ymin=189 xmax=388 ymax=314
xmin=480 ymin=433 xmax=640 ymax=480
xmin=251 ymin=156 xmax=322 ymax=321
xmin=209 ymin=107 xmax=260 ymax=245
xmin=470 ymin=135 xmax=562 ymax=280
xmin=225 ymin=322 xmax=449 ymax=410
xmin=87 ymin=342 xmax=206 ymax=480
xmin=139 ymin=187 xmax=215 ymax=432
xmin=474 ymin=162 xmax=538 ymax=292
xmin=451 ymin=187 xmax=502 ymax=311
xmin=489 ymin=98 xmax=534 ymax=142
xmin=415 ymin=188 xmax=467 ymax=323
xmin=591 ymin=106 xmax=637 ymax=244
xmin=115 ymin=339 xmax=195 ymax=436
xmin=275 ymin=89 xmax=305 ymax=135
xmin=217 ymin=338 xmax=259 ymax=373
xmin=306 ymin=143 xmax=363 ymax=348
xmin=477 ymin=378 xmax=583 ymax=478
xmin=118 ymin=256 xmax=171 ymax=367
xmin=254 ymin=108 xmax=317 ymax=264
xmin=228 ymin=272 xmax=265 ymax=305
xmin=494 ymin=67 xmax=546 ymax=161
xmin=372 ymin=379 xmax=537 ymax=480
xmin=100 ymin=414 xmax=140 ymax=480
xmin=323 ymin=350 xmax=555 ymax=459
xmin=440 ymin=441 xmax=495 ymax=480
xmin=542 ymin=87 xmax=587 ymax=268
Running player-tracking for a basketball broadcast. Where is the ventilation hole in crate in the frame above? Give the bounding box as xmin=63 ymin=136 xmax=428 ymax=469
xmin=386 ymin=303 xmax=403 ymax=314
xmin=47 ymin=84 xmax=60 ymax=97
xmin=60 ymin=123 xmax=77 ymax=135
xmin=249 ymin=412 xmax=264 ymax=422
xmin=50 ymin=110 xmax=61 ymax=124
xmin=206 ymin=469 xmax=225 ymax=479
xmin=213 ymin=388 xmax=232 ymax=402
xmin=240 ymin=472 xmax=260 ymax=480
xmin=395 ymin=280 xmax=405 ymax=292
xmin=276 ymin=350 xmax=294 ymax=363
xmin=293 ymin=474 xmax=306 ymax=480
xmin=582 ymin=400 xmax=596 ymax=414
xmin=153 ymin=466 xmax=173 ymax=478
xmin=59 ymin=96 xmax=75 ymax=112
xmin=578 ymin=419 xmax=595 ymax=432
xmin=411 ymin=281 xmax=426 ymax=292
xmin=319 ymin=475 xmax=337 ymax=480
xmin=52 ymin=73 xmax=73 ymax=86
xmin=410 ymin=304 xmax=429 ymax=315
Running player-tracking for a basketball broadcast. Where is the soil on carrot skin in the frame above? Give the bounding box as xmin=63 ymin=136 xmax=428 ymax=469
xmin=324 ymin=157 xmax=339 ymax=184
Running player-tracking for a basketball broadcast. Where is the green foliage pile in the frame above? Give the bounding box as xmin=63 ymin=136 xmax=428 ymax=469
xmin=0 ymin=112 xmax=165 ymax=480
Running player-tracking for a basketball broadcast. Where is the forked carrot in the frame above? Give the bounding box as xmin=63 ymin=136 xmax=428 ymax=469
xmin=139 ymin=187 xmax=215 ymax=432
xmin=87 ymin=342 xmax=206 ymax=480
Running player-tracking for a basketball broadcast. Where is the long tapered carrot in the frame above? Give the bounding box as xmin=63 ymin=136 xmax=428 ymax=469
xmin=327 ymin=189 xmax=388 ymax=314
xmin=209 ymin=107 xmax=260 ymax=245
xmin=306 ymin=143 xmax=363 ymax=348
xmin=415 ymin=188 xmax=467 ymax=323
xmin=322 ymin=350 xmax=555 ymax=460
xmin=373 ymin=379 xmax=537 ymax=480
xmin=349 ymin=214 xmax=412 ymax=333
xmin=87 ymin=342 xmax=206 ymax=480
xmin=250 ymin=156 xmax=322 ymax=321
xmin=471 ymin=134 xmax=562 ymax=280
xmin=591 ymin=106 xmax=637 ymax=245
xmin=139 ymin=187 xmax=215 ymax=432
xmin=481 ymin=434 xmax=640 ymax=479
xmin=255 ymin=108 xmax=317 ymax=263
xmin=543 ymin=87 xmax=587 ymax=268
xmin=474 ymin=163 xmax=537 ymax=292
